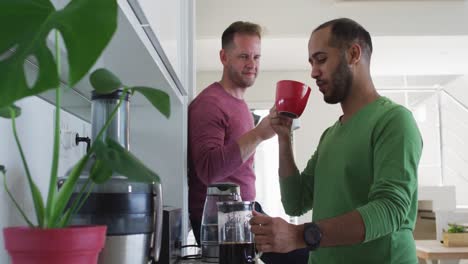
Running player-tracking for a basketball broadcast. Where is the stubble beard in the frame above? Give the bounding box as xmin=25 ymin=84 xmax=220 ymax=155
xmin=228 ymin=66 xmax=256 ymax=89
xmin=324 ymin=55 xmax=353 ymax=104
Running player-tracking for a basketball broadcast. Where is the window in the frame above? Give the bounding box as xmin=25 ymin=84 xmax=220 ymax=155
xmin=381 ymin=89 xmax=468 ymax=208
xmin=253 ymin=109 xmax=294 ymax=221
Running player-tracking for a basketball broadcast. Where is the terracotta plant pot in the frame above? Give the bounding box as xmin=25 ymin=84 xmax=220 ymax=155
xmin=3 ymin=225 xmax=106 ymax=264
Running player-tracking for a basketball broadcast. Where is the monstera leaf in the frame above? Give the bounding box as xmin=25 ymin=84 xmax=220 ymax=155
xmin=90 ymin=68 xmax=123 ymax=94
xmin=90 ymin=68 xmax=171 ymax=118
xmin=93 ymin=138 xmax=161 ymax=183
xmin=90 ymin=158 xmax=113 ymax=184
xmin=0 ymin=0 xmax=118 ymax=108
xmin=131 ymin=87 xmax=171 ymax=118
xmin=0 ymin=105 xmax=21 ymax=119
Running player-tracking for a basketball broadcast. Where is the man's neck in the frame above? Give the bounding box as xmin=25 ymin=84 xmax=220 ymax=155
xmin=340 ymin=79 xmax=379 ymax=124
xmin=219 ymin=79 xmax=246 ymax=100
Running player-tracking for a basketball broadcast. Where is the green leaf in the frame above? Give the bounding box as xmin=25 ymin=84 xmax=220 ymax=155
xmin=50 ymin=155 xmax=89 ymax=227
xmin=60 ymin=178 xmax=93 ymax=228
xmin=90 ymin=68 xmax=122 ymax=94
xmin=30 ymin=180 xmax=46 ymax=227
xmin=131 ymin=87 xmax=171 ymax=118
xmin=0 ymin=105 xmax=22 ymax=119
xmin=90 ymin=157 xmax=113 ymax=184
xmin=3 ymin=169 xmax=35 ymax=227
xmin=8 ymin=108 xmax=45 ymax=226
xmin=94 ymin=138 xmax=161 ymax=183
xmin=0 ymin=0 xmax=57 ymax=109
xmin=57 ymin=209 xmax=72 ymax=228
xmin=0 ymin=0 xmax=118 ymax=108
xmin=448 ymin=224 xmax=465 ymax=233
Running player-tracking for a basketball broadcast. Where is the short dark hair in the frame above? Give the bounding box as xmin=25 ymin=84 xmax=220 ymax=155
xmin=221 ymin=21 xmax=262 ymax=49
xmin=314 ymin=18 xmax=373 ymax=59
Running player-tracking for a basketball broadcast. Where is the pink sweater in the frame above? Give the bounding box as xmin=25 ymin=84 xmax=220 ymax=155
xmin=188 ymin=82 xmax=255 ymax=220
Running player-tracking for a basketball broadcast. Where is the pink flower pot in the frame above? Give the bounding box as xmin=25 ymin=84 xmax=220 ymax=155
xmin=3 ymin=225 xmax=106 ymax=264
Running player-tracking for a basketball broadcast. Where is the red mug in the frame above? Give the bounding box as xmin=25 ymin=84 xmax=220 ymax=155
xmin=275 ymin=80 xmax=311 ymax=118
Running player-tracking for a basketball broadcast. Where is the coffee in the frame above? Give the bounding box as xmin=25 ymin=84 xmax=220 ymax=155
xmin=219 ymin=242 xmax=256 ymax=264
xmin=278 ymin=109 xmax=298 ymax=118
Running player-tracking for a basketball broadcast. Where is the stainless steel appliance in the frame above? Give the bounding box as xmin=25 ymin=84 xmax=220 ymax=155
xmin=59 ymin=89 xmax=163 ymax=264
xmin=156 ymin=206 xmax=182 ymax=264
xmin=200 ymin=183 xmax=241 ymax=263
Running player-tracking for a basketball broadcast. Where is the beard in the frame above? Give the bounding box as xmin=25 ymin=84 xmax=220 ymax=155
xmin=324 ymin=54 xmax=353 ymax=104
xmin=226 ymin=65 xmax=256 ymax=88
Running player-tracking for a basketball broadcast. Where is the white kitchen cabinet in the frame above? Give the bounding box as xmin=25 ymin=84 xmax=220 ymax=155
xmin=126 ymin=0 xmax=194 ymax=96
xmin=114 ymin=0 xmax=193 ymax=244
xmin=40 ymin=0 xmax=193 ymax=245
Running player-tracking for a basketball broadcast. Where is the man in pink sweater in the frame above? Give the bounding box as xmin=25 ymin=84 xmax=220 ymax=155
xmin=189 ymin=21 xmax=310 ymax=264
xmin=188 ymin=21 xmax=275 ymax=245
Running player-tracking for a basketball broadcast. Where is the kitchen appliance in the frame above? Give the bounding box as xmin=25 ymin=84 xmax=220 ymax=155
xmin=156 ymin=206 xmax=182 ymax=264
xmin=200 ymin=183 xmax=241 ymax=263
xmin=217 ymin=201 xmax=260 ymax=264
xmin=58 ymin=89 xmax=163 ymax=264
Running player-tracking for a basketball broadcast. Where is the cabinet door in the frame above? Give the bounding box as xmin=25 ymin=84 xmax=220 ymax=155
xmin=131 ymin=0 xmax=192 ymax=94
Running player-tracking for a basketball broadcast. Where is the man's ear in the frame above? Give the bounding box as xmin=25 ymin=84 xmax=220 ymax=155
xmin=347 ymin=43 xmax=362 ymax=65
xmin=220 ymin=49 xmax=227 ymax=66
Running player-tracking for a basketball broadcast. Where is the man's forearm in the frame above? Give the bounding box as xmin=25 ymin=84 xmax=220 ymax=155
xmin=238 ymin=115 xmax=275 ymax=162
xmin=317 ymin=210 xmax=365 ymax=247
xmin=237 ymin=127 xmax=264 ymax=162
xmin=288 ymin=210 xmax=365 ymax=252
xmin=278 ymin=134 xmax=299 ymax=178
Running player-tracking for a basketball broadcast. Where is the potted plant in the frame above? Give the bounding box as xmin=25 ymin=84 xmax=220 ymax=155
xmin=0 ymin=0 xmax=170 ymax=263
xmin=443 ymin=223 xmax=468 ymax=247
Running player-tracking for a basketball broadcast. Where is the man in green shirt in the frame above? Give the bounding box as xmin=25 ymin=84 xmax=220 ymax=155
xmin=250 ymin=18 xmax=423 ymax=263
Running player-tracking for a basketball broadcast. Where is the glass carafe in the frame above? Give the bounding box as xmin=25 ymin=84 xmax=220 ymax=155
xmin=200 ymin=183 xmax=240 ymax=263
xmin=217 ymin=201 xmax=261 ymax=264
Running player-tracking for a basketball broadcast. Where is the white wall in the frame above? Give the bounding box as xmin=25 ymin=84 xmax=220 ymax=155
xmin=129 ymin=95 xmax=190 ymax=246
xmin=130 ymin=101 xmax=186 ymax=209
xmin=443 ymin=75 xmax=468 ymax=107
xmin=0 ymin=96 xmax=89 ymax=262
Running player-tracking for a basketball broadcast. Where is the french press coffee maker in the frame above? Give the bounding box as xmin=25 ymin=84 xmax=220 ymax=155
xmin=217 ymin=201 xmax=261 ymax=264
xmin=200 ymin=183 xmax=241 ymax=263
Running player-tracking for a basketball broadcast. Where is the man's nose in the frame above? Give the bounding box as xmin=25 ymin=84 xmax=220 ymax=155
xmin=311 ymin=67 xmax=320 ymax=79
xmin=246 ymin=57 xmax=257 ymax=67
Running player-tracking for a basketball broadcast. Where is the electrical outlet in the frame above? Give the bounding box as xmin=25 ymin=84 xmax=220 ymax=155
xmin=80 ymin=123 xmax=92 ymax=156
xmin=53 ymin=108 xmax=93 ymax=177
xmin=58 ymin=110 xmax=84 ymax=159
xmin=53 ymin=109 xmax=92 ymax=177
xmin=54 ymin=109 xmax=70 ymax=160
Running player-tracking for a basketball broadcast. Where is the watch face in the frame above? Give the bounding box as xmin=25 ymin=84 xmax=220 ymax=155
xmin=304 ymin=223 xmax=321 ymax=250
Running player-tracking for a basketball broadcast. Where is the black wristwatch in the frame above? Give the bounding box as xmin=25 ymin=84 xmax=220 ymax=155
xmin=303 ymin=222 xmax=322 ymax=251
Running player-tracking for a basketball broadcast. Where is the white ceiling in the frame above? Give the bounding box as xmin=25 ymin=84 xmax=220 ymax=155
xmin=196 ymin=0 xmax=468 ymax=87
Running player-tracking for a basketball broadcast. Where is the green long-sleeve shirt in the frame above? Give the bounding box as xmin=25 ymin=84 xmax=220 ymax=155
xmin=280 ymin=97 xmax=423 ymax=264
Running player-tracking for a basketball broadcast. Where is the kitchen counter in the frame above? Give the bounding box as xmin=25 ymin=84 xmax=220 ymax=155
xmin=177 ymin=260 xmax=203 ymax=264
xmin=177 ymin=259 xmax=212 ymax=264
xmin=177 ymin=258 xmax=264 ymax=264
